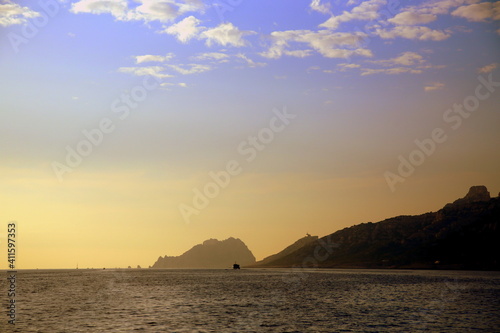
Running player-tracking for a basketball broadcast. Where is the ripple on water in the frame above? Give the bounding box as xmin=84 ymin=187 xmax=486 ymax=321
xmin=2 ymin=269 xmax=499 ymax=332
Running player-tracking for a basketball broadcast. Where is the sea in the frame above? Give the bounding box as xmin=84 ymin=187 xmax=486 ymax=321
xmin=1 ymin=268 xmax=499 ymax=332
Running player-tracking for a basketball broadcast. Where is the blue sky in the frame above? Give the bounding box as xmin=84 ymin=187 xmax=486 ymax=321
xmin=0 ymin=0 xmax=499 ymax=268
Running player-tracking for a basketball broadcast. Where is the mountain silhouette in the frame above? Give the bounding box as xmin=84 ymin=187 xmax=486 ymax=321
xmin=152 ymin=237 xmax=255 ymax=268
xmin=250 ymin=234 xmax=318 ymax=267
xmin=253 ymin=186 xmax=500 ymax=270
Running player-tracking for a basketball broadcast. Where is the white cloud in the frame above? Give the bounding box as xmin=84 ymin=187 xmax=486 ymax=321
xmin=375 ymin=25 xmax=450 ymax=41
xmin=477 ymin=62 xmax=498 ymax=74
xmin=451 ymin=2 xmax=500 ymax=22
xmin=118 ymin=66 xmax=173 ymax=79
xmin=201 ymin=22 xmax=254 ymax=47
xmin=135 ymin=53 xmax=175 ymax=64
xmin=297 ymin=31 xmax=373 ymax=58
xmin=319 ymin=0 xmax=387 ymax=30
xmin=163 ymin=15 xmax=202 ymax=43
xmin=260 ymin=29 xmax=372 ymax=59
xmin=71 ymin=0 xmax=128 ymax=18
xmin=164 ymin=18 xmax=254 ymax=47
xmin=367 ymin=51 xmax=424 ymax=66
xmin=168 ymin=63 xmax=212 ymax=74
xmin=71 ymin=0 xmax=204 ymax=23
xmin=409 ymin=0 xmax=480 ymax=16
xmin=128 ymin=0 xmax=179 ymax=22
xmin=376 ymin=0 xmax=485 ymax=41
xmin=388 ymin=12 xmax=437 ymax=25
xmin=346 ymin=0 xmax=361 ymax=6
xmin=179 ymin=0 xmax=205 ymax=13
xmin=310 ymin=0 xmax=331 ymax=14
xmin=259 ymin=32 xmax=291 ymax=59
xmin=424 ymin=82 xmax=445 ymax=91
xmin=0 ymin=1 xmax=40 ymax=27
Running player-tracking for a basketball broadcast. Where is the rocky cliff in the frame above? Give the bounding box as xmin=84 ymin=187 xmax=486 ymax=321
xmin=252 ymin=234 xmax=318 ymax=267
xmin=254 ymin=186 xmax=500 ymax=270
xmin=152 ymin=237 xmax=256 ymax=269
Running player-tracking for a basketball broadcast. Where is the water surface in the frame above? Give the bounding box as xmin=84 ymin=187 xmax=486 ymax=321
xmin=1 ymin=269 xmax=499 ymax=332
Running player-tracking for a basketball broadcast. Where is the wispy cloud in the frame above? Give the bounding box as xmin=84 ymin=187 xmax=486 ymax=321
xmin=388 ymin=12 xmax=437 ymax=25
xmin=451 ymin=2 xmax=500 ymax=22
xmin=336 ymin=63 xmax=361 ymax=71
xmin=70 ymin=0 xmax=204 ymax=23
xmin=135 ymin=53 xmax=175 ymax=64
xmin=375 ymin=0 xmax=491 ymax=42
xmin=191 ymin=52 xmax=230 ymax=62
xmin=361 ymin=67 xmax=423 ymax=76
xmin=309 ymin=0 xmax=331 ymax=14
xmin=319 ymin=0 xmax=386 ymax=30
xmin=160 ymin=82 xmax=188 ymax=89
xmin=335 ymin=51 xmax=440 ymax=76
xmin=374 ymin=25 xmax=450 ymax=41
xmin=405 ymin=0 xmax=482 ymax=16
xmin=118 ymin=66 xmax=173 ymax=79
xmin=477 ymin=62 xmax=498 ymax=74
xmin=236 ymin=54 xmax=266 ymax=68
xmin=260 ymin=30 xmax=371 ymax=59
xmin=424 ymin=82 xmax=445 ymax=91
xmin=367 ymin=52 xmax=424 ymax=66
xmin=168 ymin=63 xmax=212 ymax=75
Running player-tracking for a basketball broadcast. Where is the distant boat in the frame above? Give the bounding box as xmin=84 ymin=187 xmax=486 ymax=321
xmin=233 ymin=263 xmax=240 ymax=269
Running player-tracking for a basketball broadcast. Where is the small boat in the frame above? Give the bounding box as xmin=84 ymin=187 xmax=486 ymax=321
xmin=233 ymin=263 xmax=240 ymax=269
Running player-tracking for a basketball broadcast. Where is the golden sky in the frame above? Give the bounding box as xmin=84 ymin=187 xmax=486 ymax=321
xmin=1 ymin=0 xmax=499 ymax=268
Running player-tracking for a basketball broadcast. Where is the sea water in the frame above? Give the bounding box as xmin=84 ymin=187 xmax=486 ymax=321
xmin=1 ymin=269 xmax=499 ymax=332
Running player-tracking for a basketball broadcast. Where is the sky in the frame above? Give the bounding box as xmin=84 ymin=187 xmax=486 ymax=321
xmin=0 ymin=0 xmax=499 ymax=269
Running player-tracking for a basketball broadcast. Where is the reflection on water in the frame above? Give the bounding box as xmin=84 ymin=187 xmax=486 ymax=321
xmin=1 ymin=269 xmax=499 ymax=332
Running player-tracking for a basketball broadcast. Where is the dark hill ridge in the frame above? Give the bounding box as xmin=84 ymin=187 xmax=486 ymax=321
xmin=252 ymin=234 xmax=318 ymax=267
xmin=254 ymin=186 xmax=500 ymax=270
xmin=152 ymin=237 xmax=255 ymax=269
